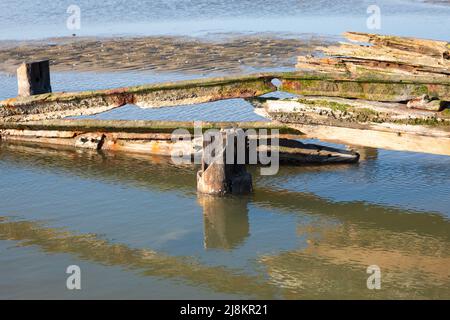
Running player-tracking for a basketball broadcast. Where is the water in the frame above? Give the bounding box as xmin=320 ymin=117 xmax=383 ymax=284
xmin=0 ymin=0 xmax=449 ymax=40
xmin=0 ymin=69 xmax=450 ymax=299
xmin=0 ymin=142 xmax=449 ymax=299
xmin=1 ymin=0 xmax=450 ymax=300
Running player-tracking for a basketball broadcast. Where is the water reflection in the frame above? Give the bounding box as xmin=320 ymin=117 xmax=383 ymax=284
xmin=348 ymin=146 xmax=379 ymax=161
xmin=0 ymin=216 xmax=278 ymax=299
xmin=198 ymin=194 xmax=250 ymax=250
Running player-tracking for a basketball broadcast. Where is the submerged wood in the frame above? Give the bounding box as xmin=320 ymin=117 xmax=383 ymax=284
xmin=0 ymin=119 xmax=359 ymax=164
xmin=0 ymin=119 xmax=301 ymax=134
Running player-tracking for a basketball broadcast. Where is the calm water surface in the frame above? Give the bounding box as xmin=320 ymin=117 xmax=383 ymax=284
xmin=0 ymin=0 xmax=449 ymax=40
xmin=0 ymin=70 xmax=450 ymax=299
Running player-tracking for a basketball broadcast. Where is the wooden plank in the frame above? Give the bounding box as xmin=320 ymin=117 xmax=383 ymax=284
xmin=317 ymin=42 xmax=450 ymax=71
xmin=0 ymin=74 xmax=276 ymax=122
xmin=295 ymin=32 xmax=450 ymax=99
xmin=289 ymin=124 xmax=450 ymax=156
xmin=296 ymin=56 xmax=450 ymax=81
xmin=343 ymin=32 xmax=450 ymax=58
xmin=0 ymin=119 xmax=302 ymax=134
xmin=281 ymin=76 xmax=450 ymax=102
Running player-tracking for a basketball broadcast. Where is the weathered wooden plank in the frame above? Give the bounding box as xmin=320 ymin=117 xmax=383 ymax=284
xmin=250 ymin=96 xmax=450 ymax=125
xmin=0 ymin=119 xmax=302 ymax=134
xmin=295 ymin=32 xmax=450 ymax=98
xmin=296 ymin=56 xmax=450 ymax=82
xmin=0 ymin=123 xmax=361 ymax=164
xmin=280 ymin=76 xmax=450 ymax=102
xmin=343 ymin=32 xmax=450 ymax=59
xmin=249 ymin=96 xmax=450 ymax=155
xmin=317 ymin=42 xmax=450 ymax=71
xmin=288 ymin=123 xmax=450 ymax=156
xmin=0 ymin=75 xmax=276 ymax=122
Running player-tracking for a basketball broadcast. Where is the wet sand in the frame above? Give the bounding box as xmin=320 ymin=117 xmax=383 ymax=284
xmin=0 ymin=34 xmax=333 ymax=75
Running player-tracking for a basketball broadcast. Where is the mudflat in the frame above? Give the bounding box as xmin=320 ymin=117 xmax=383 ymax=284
xmin=0 ymin=34 xmax=333 ymax=75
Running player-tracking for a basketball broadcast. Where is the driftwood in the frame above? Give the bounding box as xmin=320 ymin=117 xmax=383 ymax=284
xmin=294 ymin=32 xmax=450 ymax=108
xmin=0 ymin=119 xmax=360 ymax=164
xmin=0 ymin=75 xmax=276 ymax=122
xmin=297 ymin=32 xmax=450 ymax=79
xmin=249 ymin=96 xmax=450 ymax=156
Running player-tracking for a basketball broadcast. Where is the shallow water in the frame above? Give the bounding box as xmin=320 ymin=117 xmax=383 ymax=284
xmin=0 ymin=0 xmax=449 ymax=40
xmin=0 ymin=69 xmax=450 ymax=299
xmin=0 ymin=142 xmax=449 ymax=299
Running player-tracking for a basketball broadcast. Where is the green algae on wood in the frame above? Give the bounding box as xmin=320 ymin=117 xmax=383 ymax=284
xmin=281 ymin=78 xmax=450 ymax=102
xmin=0 ymin=75 xmax=277 ymax=122
xmin=0 ymin=119 xmax=303 ymax=135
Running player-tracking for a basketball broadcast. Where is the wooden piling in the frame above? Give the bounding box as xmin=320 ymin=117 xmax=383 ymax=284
xmin=197 ymin=128 xmax=253 ymax=196
xmin=17 ymin=60 xmax=52 ymax=97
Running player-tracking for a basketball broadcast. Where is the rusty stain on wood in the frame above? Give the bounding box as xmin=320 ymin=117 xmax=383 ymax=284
xmin=0 ymin=75 xmax=277 ymax=122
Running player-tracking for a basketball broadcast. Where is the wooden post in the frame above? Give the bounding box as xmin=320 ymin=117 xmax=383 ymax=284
xmin=197 ymin=128 xmax=252 ymax=196
xmin=17 ymin=60 xmax=52 ymax=97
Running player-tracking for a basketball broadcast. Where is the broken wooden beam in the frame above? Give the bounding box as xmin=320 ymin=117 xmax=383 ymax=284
xmin=250 ymin=96 xmax=450 ymax=126
xmin=343 ymin=32 xmax=450 ymax=60
xmin=280 ymin=74 xmax=450 ymax=103
xmin=0 ymin=74 xmax=276 ymax=122
xmin=0 ymin=119 xmax=360 ymax=164
xmin=293 ymin=32 xmax=450 ymax=107
xmin=249 ymin=96 xmax=450 ymax=156
xmin=297 ymin=32 xmax=450 ymax=78
xmin=0 ymin=119 xmax=301 ymax=134
xmin=17 ymin=60 xmax=52 ymax=97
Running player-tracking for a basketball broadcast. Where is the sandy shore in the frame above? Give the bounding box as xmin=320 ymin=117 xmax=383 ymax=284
xmin=0 ymin=34 xmax=333 ymax=75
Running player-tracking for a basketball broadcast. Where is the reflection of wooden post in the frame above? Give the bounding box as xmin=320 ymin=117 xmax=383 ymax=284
xmin=197 ymin=128 xmax=252 ymax=195
xmin=198 ymin=194 xmax=249 ymax=250
xmin=347 ymin=146 xmax=378 ymax=161
xmin=17 ymin=60 xmax=52 ymax=97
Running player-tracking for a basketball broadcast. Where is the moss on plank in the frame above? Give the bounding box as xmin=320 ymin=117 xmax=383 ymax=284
xmin=296 ymin=98 xmax=354 ymax=112
xmin=0 ymin=120 xmax=302 ymax=135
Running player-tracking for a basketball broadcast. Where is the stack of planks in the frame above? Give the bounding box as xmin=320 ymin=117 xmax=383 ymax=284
xmin=295 ymin=32 xmax=450 ymax=111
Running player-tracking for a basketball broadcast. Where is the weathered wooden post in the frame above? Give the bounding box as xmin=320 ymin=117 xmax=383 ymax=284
xmin=197 ymin=128 xmax=253 ymax=195
xmin=17 ymin=60 xmax=52 ymax=97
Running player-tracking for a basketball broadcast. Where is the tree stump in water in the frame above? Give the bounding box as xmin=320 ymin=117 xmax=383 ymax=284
xmin=17 ymin=60 xmax=52 ymax=97
xmin=197 ymin=128 xmax=253 ymax=196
